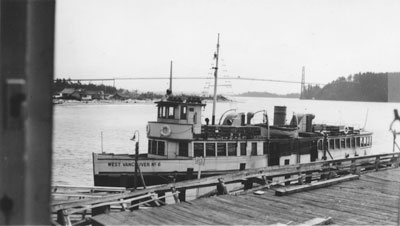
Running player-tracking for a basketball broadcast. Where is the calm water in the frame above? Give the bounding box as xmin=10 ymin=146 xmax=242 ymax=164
xmin=52 ymin=97 xmax=399 ymax=186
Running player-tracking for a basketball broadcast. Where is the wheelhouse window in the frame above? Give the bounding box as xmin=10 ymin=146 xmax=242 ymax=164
xmin=180 ymin=106 xmax=187 ymax=120
xmin=217 ymin=143 xmax=227 ymax=156
xmin=193 ymin=143 xmax=204 ymax=157
xmin=228 ymin=143 xmax=237 ymax=156
xmin=251 ymin=142 xmax=257 ymax=156
xmin=168 ymin=106 xmax=175 ymax=119
xmin=240 ymin=143 xmax=247 ymax=156
xmin=158 ymin=106 xmax=167 ymax=118
xmin=178 ymin=142 xmax=189 ymax=157
xmin=206 ymin=143 xmax=216 ymax=157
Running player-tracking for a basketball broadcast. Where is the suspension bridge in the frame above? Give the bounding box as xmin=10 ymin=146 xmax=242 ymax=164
xmin=62 ymin=76 xmax=325 ymax=86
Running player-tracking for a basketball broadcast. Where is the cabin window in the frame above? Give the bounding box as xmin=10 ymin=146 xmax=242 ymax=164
xmin=351 ymin=138 xmax=355 ymax=148
xmin=157 ymin=141 xmax=165 ymax=155
xmin=217 ymin=143 xmax=227 ymax=156
xmin=317 ymin=140 xmax=323 ymax=150
xmin=263 ymin=142 xmax=268 ymax=154
xmin=178 ymin=142 xmax=189 ymax=157
xmin=334 ymin=139 xmax=340 ymax=149
xmin=329 ymin=139 xmax=334 ymax=150
xmin=346 ymin=138 xmax=351 ymax=148
xmin=180 ymin=106 xmax=187 ymax=120
xmin=340 ymin=138 xmax=345 ymax=149
xmin=240 ymin=143 xmax=247 ymax=156
xmin=369 ymin=136 xmax=373 ymax=146
xmin=228 ymin=143 xmax=237 ymax=156
xmin=193 ymin=143 xmax=204 ymax=157
xmin=284 ymin=159 xmax=290 ymax=165
xmin=148 ymin=140 xmax=165 ymax=155
xmin=206 ymin=143 xmax=216 ymax=157
xmin=251 ymin=142 xmax=257 ymax=156
xmin=356 ymin=137 xmax=361 ymax=147
xmin=268 ymin=142 xmax=280 ymax=166
xmin=148 ymin=140 xmax=152 ymax=154
xmin=189 ymin=107 xmax=194 ymax=112
xmin=280 ymin=142 xmax=291 ymax=155
xmin=361 ymin=137 xmax=366 ymax=147
xmin=168 ymin=106 xmax=175 ymax=119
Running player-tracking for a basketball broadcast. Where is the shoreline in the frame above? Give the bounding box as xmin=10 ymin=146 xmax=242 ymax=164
xmin=54 ymin=99 xmax=158 ymax=106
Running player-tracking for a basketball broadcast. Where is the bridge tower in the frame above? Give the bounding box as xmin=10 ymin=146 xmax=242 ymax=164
xmin=300 ymin=66 xmax=305 ymax=99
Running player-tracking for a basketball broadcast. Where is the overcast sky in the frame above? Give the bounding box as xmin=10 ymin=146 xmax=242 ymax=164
xmin=55 ymin=0 xmax=400 ymax=94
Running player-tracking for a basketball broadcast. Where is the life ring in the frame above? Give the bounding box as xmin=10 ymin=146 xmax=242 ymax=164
xmin=160 ymin=125 xmax=171 ymax=137
xmin=344 ymin=126 xmax=349 ymax=134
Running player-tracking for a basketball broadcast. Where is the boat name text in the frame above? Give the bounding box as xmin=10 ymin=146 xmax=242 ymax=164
xmin=107 ymin=162 xmax=161 ymax=167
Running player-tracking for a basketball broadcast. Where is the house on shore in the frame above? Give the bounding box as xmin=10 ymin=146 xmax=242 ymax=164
xmin=109 ymin=92 xmax=130 ymax=100
xmin=81 ymin=91 xmax=104 ymax=100
xmin=61 ymin=88 xmax=81 ymax=100
xmin=59 ymin=88 xmax=105 ymax=100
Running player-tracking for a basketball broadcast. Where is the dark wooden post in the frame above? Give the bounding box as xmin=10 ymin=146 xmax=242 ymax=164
xmin=350 ymin=160 xmax=356 ymax=174
xmin=56 ymin=210 xmax=70 ymax=226
xmin=92 ymin=205 xmax=111 ymax=216
xmin=1 ymin=0 xmax=55 ymax=224
xmin=216 ymin=178 xmax=228 ymax=195
xmin=375 ymin=156 xmax=380 ymax=171
xmin=134 ymin=142 xmax=139 ymax=189
xmin=322 ymin=133 xmax=328 ymax=160
xmin=305 ymin=172 xmax=312 ymax=183
xmin=178 ymin=189 xmax=186 ymax=202
xmin=186 ymin=168 xmax=194 ymax=180
xmin=244 ymin=178 xmax=253 ymax=190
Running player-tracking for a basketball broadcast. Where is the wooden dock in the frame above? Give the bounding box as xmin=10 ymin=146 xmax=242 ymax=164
xmin=51 ymin=152 xmax=400 ymax=225
xmin=91 ymin=167 xmax=400 ymax=225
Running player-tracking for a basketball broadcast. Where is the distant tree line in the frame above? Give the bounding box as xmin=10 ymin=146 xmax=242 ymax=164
xmin=53 ymin=78 xmax=163 ymax=100
xmin=54 ymin=78 xmax=118 ymax=94
xmin=302 ymin=72 xmax=390 ymax=102
xmin=237 ymin=91 xmax=300 ymax=99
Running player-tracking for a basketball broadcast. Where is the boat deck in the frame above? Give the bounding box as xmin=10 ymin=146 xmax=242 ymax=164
xmin=91 ymin=167 xmax=400 ymax=225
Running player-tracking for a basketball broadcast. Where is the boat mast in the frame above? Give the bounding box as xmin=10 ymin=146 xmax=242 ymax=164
xmin=212 ymin=33 xmax=220 ymax=125
xmin=169 ymin=60 xmax=173 ymax=94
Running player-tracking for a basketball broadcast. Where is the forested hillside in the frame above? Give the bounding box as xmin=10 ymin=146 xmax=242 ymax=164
xmin=302 ymin=72 xmax=390 ymax=102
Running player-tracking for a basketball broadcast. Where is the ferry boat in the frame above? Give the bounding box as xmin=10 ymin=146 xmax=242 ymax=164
xmin=92 ymin=35 xmax=373 ymax=188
